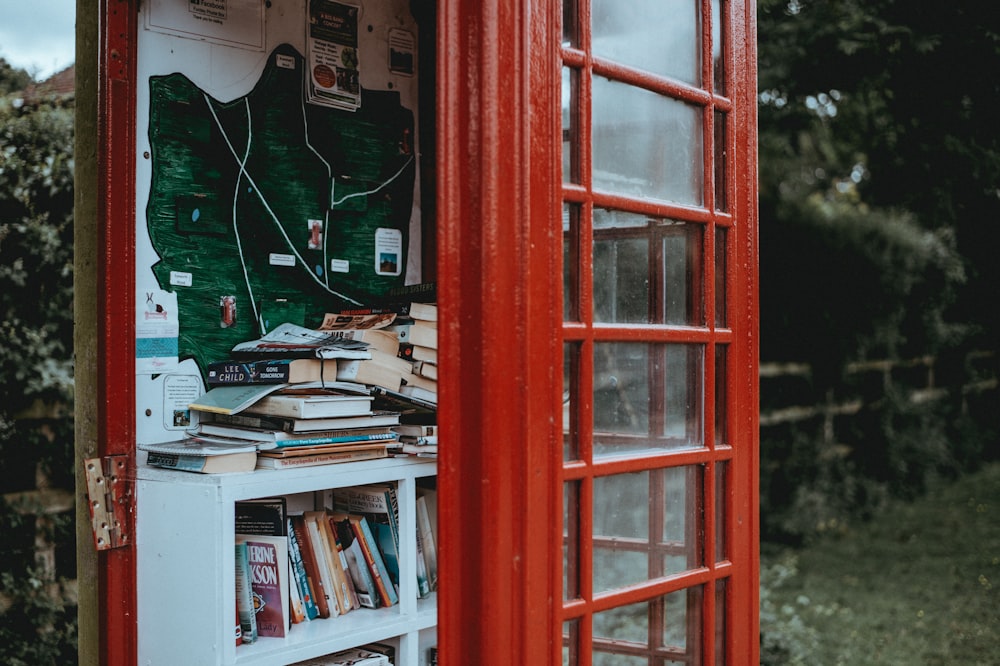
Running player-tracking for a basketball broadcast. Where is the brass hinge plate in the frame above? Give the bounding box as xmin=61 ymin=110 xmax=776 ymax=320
xmin=84 ymin=455 xmax=131 ymax=550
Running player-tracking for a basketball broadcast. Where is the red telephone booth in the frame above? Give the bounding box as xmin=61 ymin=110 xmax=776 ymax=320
xmin=76 ymin=1 xmax=757 ymax=664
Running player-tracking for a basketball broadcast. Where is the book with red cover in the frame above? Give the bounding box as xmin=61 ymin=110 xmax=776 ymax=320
xmin=236 ymin=535 xmax=289 ymax=638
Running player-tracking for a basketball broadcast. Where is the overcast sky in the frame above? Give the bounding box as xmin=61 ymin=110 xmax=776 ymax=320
xmin=0 ymin=0 xmax=76 ymax=80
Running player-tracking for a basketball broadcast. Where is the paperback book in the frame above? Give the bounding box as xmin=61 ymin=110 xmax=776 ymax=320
xmin=235 ymin=535 xmax=290 ymax=638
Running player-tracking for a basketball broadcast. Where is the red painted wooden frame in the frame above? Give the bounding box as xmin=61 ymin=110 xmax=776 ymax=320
xmin=437 ymin=1 xmax=564 ymax=664
xmin=96 ymin=1 xmax=139 ymax=664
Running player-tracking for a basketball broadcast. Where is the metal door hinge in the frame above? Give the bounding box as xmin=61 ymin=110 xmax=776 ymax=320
xmin=85 ymin=455 xmax=131 ymax=551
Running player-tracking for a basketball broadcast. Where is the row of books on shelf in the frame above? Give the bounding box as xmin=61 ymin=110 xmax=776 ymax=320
xmin=235 ymin=483 xmax=438 ymax=651
xmin=140 ymin=302 xmax=440 ymax=473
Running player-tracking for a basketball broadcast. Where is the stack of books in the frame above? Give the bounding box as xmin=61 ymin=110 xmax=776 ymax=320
xmin=388 ymin=302 xmax=438 ymax=404
xmin=234 ymin=496 xmax=407 ymax=650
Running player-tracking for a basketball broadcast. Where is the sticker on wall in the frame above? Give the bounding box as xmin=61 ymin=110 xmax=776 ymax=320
xmin=374 ymin=227 xmax=403 ymax=276
xmin=161 ymin=374 xmax=203 ymax=430
xmin=388 ymin=28 xmax=415 ymax=76
xmin=136 ymin=289 xmax=180 ymax=374
xmin=306 ymin=0 xmax=362 ymax=110
xmin=145 ymin=0 xmax=265 ymax=50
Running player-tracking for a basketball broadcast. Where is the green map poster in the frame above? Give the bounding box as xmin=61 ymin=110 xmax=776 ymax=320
xmin=144 ymin=42 xmax=417 ymax=375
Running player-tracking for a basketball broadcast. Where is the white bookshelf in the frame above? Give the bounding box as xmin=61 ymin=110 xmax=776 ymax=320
xmin=135 ymin=457 xmax=437 ymax=665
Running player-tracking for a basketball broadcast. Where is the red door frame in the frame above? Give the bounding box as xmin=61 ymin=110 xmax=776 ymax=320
xmin=90 ymin=1 xmax=755 ymax=664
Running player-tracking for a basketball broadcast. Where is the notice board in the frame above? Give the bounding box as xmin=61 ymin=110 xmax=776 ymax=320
xmin=133 ymin=0 xmax=422 ymax=443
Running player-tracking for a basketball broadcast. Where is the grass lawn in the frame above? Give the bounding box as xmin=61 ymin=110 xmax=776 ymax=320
xmin=761 ymin=462 xmax=1000 ymax=665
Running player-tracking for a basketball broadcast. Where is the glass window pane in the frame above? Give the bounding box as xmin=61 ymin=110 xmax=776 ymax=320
xmin=714 ymin=226 xmax=727 ymax=326
xmin=592 ymin=467 xmax=704 ymax=595
xmin=564 ymin=203 xmax=581 ymax=322
xmin=562 ymin=67 xmax=580 ymax=184
xmin=663 ymin=222 xmax=704 ymax=326
xmin=563 ymin=0 xmax=579 ymax=48
xmin=593 ymin=343 xmax=704 ymax=455
xmin=714 ymin=110 xmax=727 ymax=211
xmin=563 ymin=618 xmax=580 ymax=665
xmin=591 ymin=587 xmax=704 ymax=662
xmin=592 ymin=78 xmax=704 ymax=205
xmin=715 ymin=578 xmax=727 ymax=665
xmin=564 ymin=342 xmax=580 ymax=461
xmin=594 ymin=235 xmax=649 ymax=323
xmin=714 ymin=344 xmax=727 ymax=447
xmin=592 ymin=0 xmax=701 ymax=85
xmin=712 ymin=0 xmax=726 ymax=95
xmin=662 ymin=585 xmax=703 ymax=653
xmin=715 ymin=461 xmax=727 ymax=562
xmin=564 ymin=480 xmax=581 ymax=600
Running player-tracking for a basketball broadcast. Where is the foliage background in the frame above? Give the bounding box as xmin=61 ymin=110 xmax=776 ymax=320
xmin=0 ymin=57 xmax=77 ymax=665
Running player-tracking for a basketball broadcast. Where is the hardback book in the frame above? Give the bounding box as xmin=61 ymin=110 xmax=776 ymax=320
xmin=255 ymin=447 xmax=389 ymax=470
xmin=399 ymin=384 xmax=438 ymax=405
xmin=323 ymin=329 xmax=401 ymax=358
xmin=392 ymin=423 xmax=437 ymax=438
xmin=245 ymin=392 xmax=375 ymax=420
xmin=195 ymin=422 xmax=397 ymax=448
xmin=206 ymin=358 xmax=339 ymax=386
xmin=229 ymin=322 xmax=375 ymax=361
xmin=411 ymin=359 xmax=438 ymax=380
xmin=139 ymin=436 xmax=258 ymax=457
xmin=188 ymin=383 xmax=299 ymax=416
xmin=369 ymin=386 xmax=437 ymax=422
xmin=342 ymin=513 xmax=398 ymax=607
xmin=235 ymin=541 xmax=258 ymax=644
xmin=289 ymin=515 xmax=332 ymax=619
xmin=331 ymin=514 xmax=379 ymax=608
xmin=235 ymin=534 xmax=290 ymax=638
xmin=398 ymin=343 xmax=437 ymax=364
xmin=286 ymin=516 xmax=320 ymax=621
xmin=288 ymin=559 xmax=307 ymax=624
xmin=309 ymin=511 xmax=359 ymax=613
xmin=257 ymin=441 xmax=391 ymax=458
xmin=324 ymin=513 xmax=362 ymax=612
xmin=144 ymin=451 xmax=257 ymax=474
xmin=301 ymin=513 xmax=341 ymax=618
xmin=140 ymin=437 xmax=258 ymax=474
xmin=407 ymin=301 xmax=438 ymax=322
xmin=416 ymin=492 xmax=438 ymax=591
xmin=235 ymin=497 xmax=287 ymax=536
xmin=336 ymin=349 xmax=415 ymax=391
xmin=206 ymin=409 xmax=401 ymax=433
xmin=401 ymin=372 xmax=437 ymax=393
xmin=386 ymin=321 xmax=437 ymax=349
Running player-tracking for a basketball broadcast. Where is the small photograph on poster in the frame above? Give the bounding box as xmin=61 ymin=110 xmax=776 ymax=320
xmin=306 ymin=0 xmax=362 ymax=110
xmin=374 ymin=227 xmax=403 ymax=276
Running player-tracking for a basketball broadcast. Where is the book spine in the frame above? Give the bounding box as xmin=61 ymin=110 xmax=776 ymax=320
xmin=327 ymin=516 xmax=361 ymax=611
xmin=288 ymin=559 xmax=307 ymax=624
xmin=256 ymin=448 xmax=387 ymax=469
xmin=290 ymin=515 xmax=330 ymax=619
xmin=304 ymin=517 xmax=338 ymax=618
xmin=235 ymin=542 xmax=258 ymax=643
xmin=207 ymin=360 xmax=293 ymax=385
xmin=145 ymin=452 xmax=205 ymax=472
xmin=333 ymin=518 xmax=379 ymax=608
xmin=286 ymin=517 xmax=320 ymax=620
xmin=414 ymin=515 xmax=431 ymax=598
xmin=416 ymin=495 xmax=438 ymax=591
xmin=317 ymin=512 xmax=357 ymax=614
xmin=351 ymin=515 xmax=398 ymax=606
xmin=272 ymin=432 xmax=398 ymax=448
